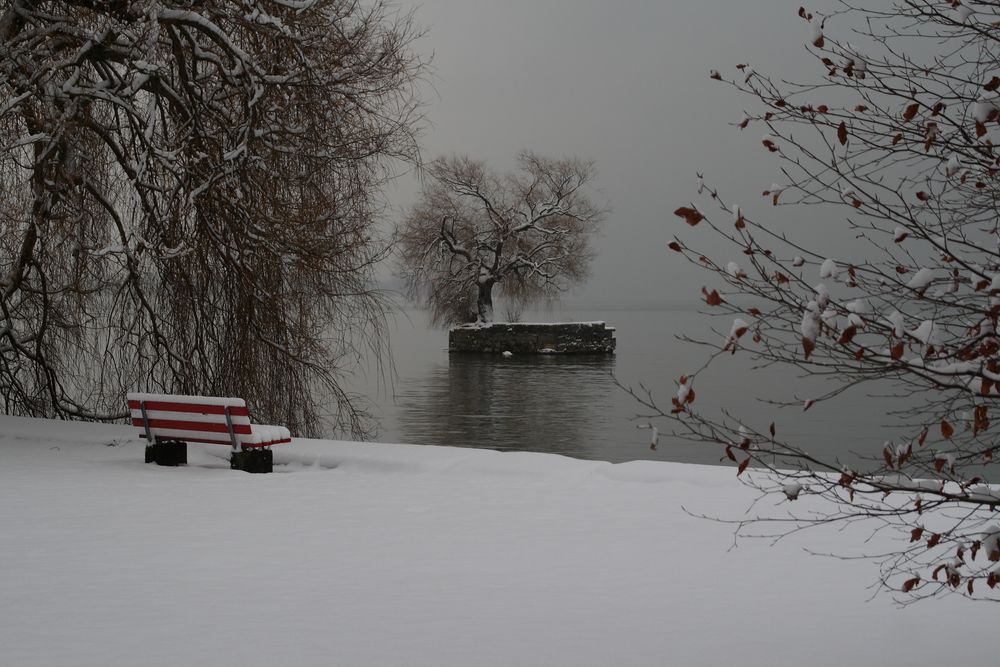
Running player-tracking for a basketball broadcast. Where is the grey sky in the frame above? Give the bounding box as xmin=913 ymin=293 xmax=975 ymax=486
xmin=388 ymin=0 xmax=824 ymax=308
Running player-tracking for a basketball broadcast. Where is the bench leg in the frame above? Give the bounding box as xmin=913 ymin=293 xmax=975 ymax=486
xmin=145 ymin=440 xmax=187 ymax=466
xmin=231 ymin=448 xmax=273 ymax=474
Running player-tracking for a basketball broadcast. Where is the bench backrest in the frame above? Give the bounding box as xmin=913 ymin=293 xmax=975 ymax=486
xmin=127 ymin=392 xmax=288 ymax=448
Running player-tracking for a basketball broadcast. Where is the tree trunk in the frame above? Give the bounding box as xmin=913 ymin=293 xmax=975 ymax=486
xmin=477 ymin=280 xmax=494 ymax=323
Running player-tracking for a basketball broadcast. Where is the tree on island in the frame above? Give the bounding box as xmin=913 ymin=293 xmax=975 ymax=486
xmin=398 ymin=152 xmax=606 ymax=325
xmin=0 ymin=0 xmax=425 ymax=436
xmin=654 ymin=1 xmax=1000 ymax=601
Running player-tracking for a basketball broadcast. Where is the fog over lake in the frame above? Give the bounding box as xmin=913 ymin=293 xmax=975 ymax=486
xmin=384 ymin=0 xmax=854 ymax=306
xmin=355 ymin=2 xmax=924 ymax=465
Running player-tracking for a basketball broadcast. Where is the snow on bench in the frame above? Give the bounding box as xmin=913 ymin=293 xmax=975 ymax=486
xmin=127 ymin=392 xmax=290 ymax=473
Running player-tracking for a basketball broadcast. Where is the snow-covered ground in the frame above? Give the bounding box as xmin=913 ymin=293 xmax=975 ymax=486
xmin=0 ymin=415 xmax=992 ymax=666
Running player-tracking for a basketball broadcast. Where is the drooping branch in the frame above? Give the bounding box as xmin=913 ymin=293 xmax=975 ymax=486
xmin=0 ymin=0 xmax=427 ymax=436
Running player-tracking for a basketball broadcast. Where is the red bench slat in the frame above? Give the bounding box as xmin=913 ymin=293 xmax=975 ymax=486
xmin=127 ymin=400 xmax=250 ymax=417
xmin=131 ymin=417 xmax=253 ymax=435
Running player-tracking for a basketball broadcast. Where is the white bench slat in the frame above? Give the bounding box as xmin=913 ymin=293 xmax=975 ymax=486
xmin=127 ymin=392 xmax=247 ymax=408
xmin=136 ymin=427 xmax=290 ymax=447
xmin=129 ymin=408 xmax=252 ymax=426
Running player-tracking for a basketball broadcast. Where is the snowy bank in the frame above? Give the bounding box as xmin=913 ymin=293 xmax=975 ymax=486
xmin=0 ymin=415 xmax=993 ymax=666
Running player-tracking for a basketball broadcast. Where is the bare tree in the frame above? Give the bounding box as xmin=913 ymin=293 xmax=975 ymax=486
xmin=647 ymin=1 xmax=1000 ymax=601
xmin=0 ymin=0 xmax=425 ymax=437
xmin=398 ymin=152 xmax=606 ymax=325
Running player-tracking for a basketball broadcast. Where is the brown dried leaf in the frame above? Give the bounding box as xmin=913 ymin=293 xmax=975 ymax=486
xmin=838 ymin=325 xmax=857 ymax=346
xmin=703 ymin=288 xmax=724 ymax=307
xmin=674 ymin=206 xmax=704 ymax=226
xmin=974 ymin=405 xmax=989 ymax=433
xmin=903 ymin=102 xmax=919 ymax=121
xmin=837 ymin=121 xmax=848 ymax=146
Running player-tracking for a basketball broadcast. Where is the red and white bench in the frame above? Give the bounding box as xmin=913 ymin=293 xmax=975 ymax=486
xmin=127 ymin=392 xmax=291 ymax=473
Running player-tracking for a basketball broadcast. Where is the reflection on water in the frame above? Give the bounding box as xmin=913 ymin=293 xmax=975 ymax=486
xmin=347 ymin=308 xmax=900 ymax=466
xmin=393 ymin=354 xmax=617 ymax=459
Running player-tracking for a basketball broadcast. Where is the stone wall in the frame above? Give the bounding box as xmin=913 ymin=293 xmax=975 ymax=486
xmin=448 ymin=322 xmax=616 ymax=354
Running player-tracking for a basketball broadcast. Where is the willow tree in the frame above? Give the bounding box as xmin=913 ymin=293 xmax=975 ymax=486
xmin=657 ymin=1 xmax=1000 ymax=601
xmin=398 ymin=152 xmax=606 ymax=325
xmin=0 ymin=0 xmax=424 ymax=436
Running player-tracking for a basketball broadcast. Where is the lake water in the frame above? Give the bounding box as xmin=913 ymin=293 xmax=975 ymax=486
xmin=345 ymin=306 xmax=896 ymax=467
